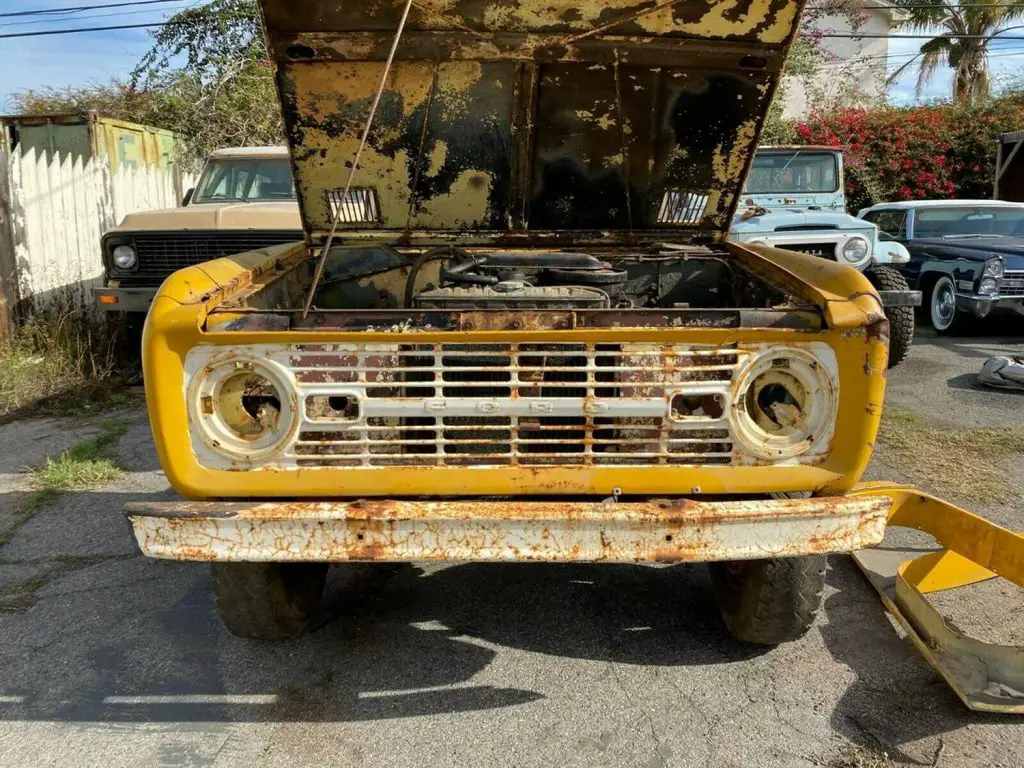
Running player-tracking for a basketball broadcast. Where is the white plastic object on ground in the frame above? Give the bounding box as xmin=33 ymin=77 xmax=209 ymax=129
xmin=978 ymin=356 xmax=1024 ymax=391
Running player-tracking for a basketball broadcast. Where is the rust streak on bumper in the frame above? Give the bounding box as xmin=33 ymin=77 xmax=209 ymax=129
xmin=125 ymin=495 xmax=890 ymax=564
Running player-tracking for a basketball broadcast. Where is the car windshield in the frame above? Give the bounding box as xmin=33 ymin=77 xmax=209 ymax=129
xmin=192 ymin=157 xmax=295 ymax=203
xmin=743 ymin=151 xmax=839 ymax=194
xmin=913 ymin=206 xmax=1024 ymax=238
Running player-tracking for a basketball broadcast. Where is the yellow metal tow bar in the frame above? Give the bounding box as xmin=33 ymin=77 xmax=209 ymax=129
xmin=850 ymin=482 xmax=1024 ymax=713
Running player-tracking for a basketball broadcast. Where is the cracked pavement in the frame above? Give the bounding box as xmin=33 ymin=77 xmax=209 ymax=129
xmin=0 ymin=326 xmax=1023 ymax=768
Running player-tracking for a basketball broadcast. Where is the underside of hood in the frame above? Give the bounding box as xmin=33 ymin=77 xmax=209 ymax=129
xmin=258 ymin=0 xmax=807 ymax=247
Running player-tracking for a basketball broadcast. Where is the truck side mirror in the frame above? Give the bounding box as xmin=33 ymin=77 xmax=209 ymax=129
xmin=181 ymin=187 xmax=194 ymax=206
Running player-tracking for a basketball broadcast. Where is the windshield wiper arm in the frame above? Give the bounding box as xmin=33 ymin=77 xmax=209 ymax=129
xmin=942 ymin=233 xmax=1005 ymax=239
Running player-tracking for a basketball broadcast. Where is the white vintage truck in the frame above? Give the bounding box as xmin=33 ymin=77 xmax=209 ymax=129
xmin=729 ymin=146 xmax=919 ymax=367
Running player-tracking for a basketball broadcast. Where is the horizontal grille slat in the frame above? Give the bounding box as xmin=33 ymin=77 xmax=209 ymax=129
xmin=286 ymin=342 xmax=741 ymax=468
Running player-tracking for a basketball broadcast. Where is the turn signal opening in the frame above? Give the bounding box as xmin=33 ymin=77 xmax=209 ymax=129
xmin=670 ymin=393 xmax=724 ymax=420
xmin=306 ymin=394 xmax=360 ymax=421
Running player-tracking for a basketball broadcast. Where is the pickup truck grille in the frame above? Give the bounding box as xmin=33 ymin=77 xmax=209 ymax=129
xmin=287 ymin=342 xmax=740 ymax=468
xmin=116 ymin=231 xmax=302 ymax=284
xmin=1001 ymin=271 xmax=1024 ymax=296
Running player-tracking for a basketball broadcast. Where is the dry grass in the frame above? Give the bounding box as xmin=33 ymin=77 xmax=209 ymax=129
xmin=876 ymin=409 xmax=1024 ymax=503
xmin=0 ymin=306 xmax=130 ymax=421
xmin=27 ymin=421 xmax=129 ymax=496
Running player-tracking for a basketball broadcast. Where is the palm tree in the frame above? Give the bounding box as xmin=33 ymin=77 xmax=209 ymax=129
xmin=887 ymin=0 xmax=1024 ymax=104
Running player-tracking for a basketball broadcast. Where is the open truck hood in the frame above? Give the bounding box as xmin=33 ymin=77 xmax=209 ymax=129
xmin=259 ymin=0 xmax=806 ymax=247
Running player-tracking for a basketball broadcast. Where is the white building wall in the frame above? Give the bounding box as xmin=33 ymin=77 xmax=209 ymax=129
xmin=782 ymin=6 xmax=896 ymax=119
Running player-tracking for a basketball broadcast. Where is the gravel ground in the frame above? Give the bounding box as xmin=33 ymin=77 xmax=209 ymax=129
xmin=0 ymin=326 xmax=1022 ymax=768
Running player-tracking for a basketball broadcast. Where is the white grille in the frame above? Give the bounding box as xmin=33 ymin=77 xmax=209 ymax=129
xmin=326 ymin=188 xmax=379 ymax=223
xmin=657 ymin=191 xmax=709 ymax=225
xmin=288 ymin=343 xmax=738 ymax=467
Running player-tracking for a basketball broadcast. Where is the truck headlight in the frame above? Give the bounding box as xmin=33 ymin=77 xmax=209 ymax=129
xmin=188 ymin=357 xmax=297 ymax=461
xmin=111 ymin=244 xmax=137 ymax=269
xmin=732 ymin=348 xmax=837 ymax=461
xmin=839 ymin=236 xmax=870 ymax=264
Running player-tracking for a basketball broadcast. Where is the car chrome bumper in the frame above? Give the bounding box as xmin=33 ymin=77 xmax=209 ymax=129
xmin=124 ymin=495 xmax=890 ymax=563
xmin=957 ymin=293 xmax=1024 ymax=318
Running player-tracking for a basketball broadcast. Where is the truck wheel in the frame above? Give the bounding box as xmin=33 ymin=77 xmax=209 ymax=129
xmin=708 ymin=556 xmax=826 ymax=645
xmin=928 ymin=275 xmax=960 ymax=334
xmin=866 ymin=266 xmax=914 ymax=368
xmin=211 ymin=562 xmax=328 ymax=640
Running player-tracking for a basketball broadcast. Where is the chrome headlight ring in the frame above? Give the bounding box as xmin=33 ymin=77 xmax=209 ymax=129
xmin=839 ymin=236 xmax=870 ymax=265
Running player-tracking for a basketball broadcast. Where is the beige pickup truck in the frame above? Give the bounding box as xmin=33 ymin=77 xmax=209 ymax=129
xmin=94 ymin=146 xmax=302 ymax=314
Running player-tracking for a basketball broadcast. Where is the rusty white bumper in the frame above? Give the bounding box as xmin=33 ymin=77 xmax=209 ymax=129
xmin=124 ymin=496 xmax=890 ymax=563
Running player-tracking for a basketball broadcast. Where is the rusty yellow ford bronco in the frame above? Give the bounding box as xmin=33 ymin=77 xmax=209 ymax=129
xmin=126 ymin=0 xmax=1023 ymax=712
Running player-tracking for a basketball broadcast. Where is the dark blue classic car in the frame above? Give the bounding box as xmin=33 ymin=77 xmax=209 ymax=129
xmin=858 ymin=200 xmax=1024 ymax=332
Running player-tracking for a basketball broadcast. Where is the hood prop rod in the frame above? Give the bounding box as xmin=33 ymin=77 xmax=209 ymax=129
xmin=301 ymin=0 xmax=415 ymax=320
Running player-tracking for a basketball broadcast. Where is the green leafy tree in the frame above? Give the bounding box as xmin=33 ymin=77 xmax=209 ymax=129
xmin=11 ymin=0 xmax=282 ymax=166
xmin=130 ymin=0 xmax=282 ymax=161
xmin=887 ymin=0 xmax=1024 ymax=105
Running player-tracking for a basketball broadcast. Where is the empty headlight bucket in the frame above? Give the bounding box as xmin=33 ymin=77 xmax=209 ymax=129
xmin=188 ymin=357 xmax=297 ymax=461
xmin=731 ymin=348 xmax=837 ymax=461
xmin=838 ymin=236 xmax=870 ymax=265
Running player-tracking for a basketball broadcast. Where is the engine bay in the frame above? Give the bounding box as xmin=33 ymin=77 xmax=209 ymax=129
xmin=301 ymin=245 xmax=791 ymax=314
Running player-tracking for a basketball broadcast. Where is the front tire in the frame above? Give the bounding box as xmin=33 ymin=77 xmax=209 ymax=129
xmin=709 ymin=556 xmax=826 ymax=645
xmin=929 ymin=275 xmax=960 ymax=333
xmin=211 ymin=562 xmax=328 ymax=640
xmin=866 ymin=266 xmax=914 ymax=368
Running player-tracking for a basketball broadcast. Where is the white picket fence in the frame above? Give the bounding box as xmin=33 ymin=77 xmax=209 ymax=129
xmin=0 ymin=146 xmax=196 ymax=312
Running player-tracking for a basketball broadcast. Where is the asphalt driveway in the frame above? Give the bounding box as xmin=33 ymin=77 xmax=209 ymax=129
xmin=0 ymin=325 xmax=1022 ymax=768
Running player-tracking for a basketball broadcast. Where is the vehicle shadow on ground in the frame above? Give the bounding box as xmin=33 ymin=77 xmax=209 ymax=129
xmin=913 ymin=321 xmax=1024 ymax=361
xmin=0 ymin=498 xmax=763 ymax=724
xmin=820 ymin=557 xmax=1006 ymax=763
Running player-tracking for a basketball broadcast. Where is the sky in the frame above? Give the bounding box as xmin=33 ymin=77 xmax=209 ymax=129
xmin=1 ymin=0 xmax=1024 ymax=113
xmin=885 ymin=34 xmax=1024 ymax=104
xmin=0 ymin=0 xmax=189 ymax=112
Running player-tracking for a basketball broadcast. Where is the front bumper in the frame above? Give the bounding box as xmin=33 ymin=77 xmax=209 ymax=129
xmin=875 ymin=289 xmax=921 ymax=308
xmin=958 ymin=294 xmax=1024 ymax=318
xmin=93 ymin=286 xmax=158 ymax=313
xmin=124 ymin=495 xmax=890 ymax=563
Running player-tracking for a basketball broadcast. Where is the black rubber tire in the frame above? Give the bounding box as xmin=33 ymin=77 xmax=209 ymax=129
xmin=211 ymin=562 xmax=328 ymax=640
xmin=866 ymin=266 xmax=914 ymax=369
xmin=928 ymin=275 xmax=961 ymax=334
xmin=708 ymin=555 xmax=826 ymax=645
